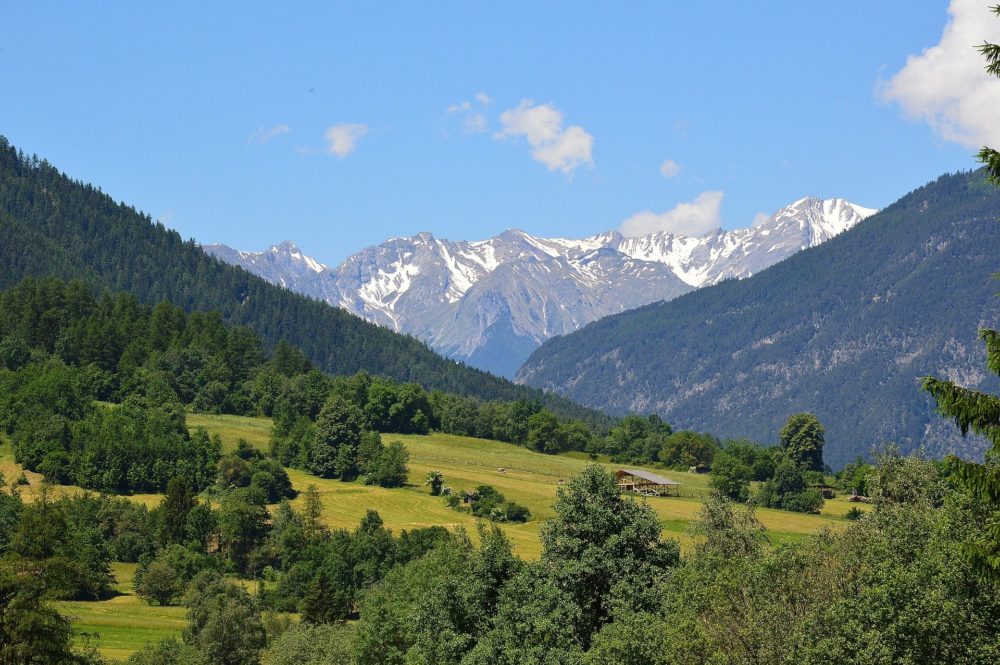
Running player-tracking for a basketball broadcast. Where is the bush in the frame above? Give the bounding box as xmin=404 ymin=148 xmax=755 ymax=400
xmin=845 ymin=506 xmax=865 ymax=521
xmin=755 ymin=456 xmax=825 ymax=514
xmin=262 ymin=622 xmax=356 ymax=665
xmin=503 ymin=501 xmax=531 ymax=523
xmin=460 ymin=485 xmax=530 ymax=523
xmin=134 ymin=558 xmax=183 ymax=606
xmin=125 ymin=637 xmax=209 ymax=665
xmin=364 ymin=441 xmax=409 ymax=488
xmin=779 ymin=489 xmax=824 ymax=514
xmin=425 ymin=470 xmax=444 ymax=496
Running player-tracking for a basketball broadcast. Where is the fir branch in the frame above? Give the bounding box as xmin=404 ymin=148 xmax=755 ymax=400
xmin=979 ymin=328 xmax=1000 ymax=376
xmin=978 ymin=41 xmax=1000 ymax=77
xmin=921 ymin=376 xmax=1000 ymax=445
xmin=945 ymin=456 xmax=1000 ymax=504
xmin=978 ymin=147 xmax=1000 ymax=187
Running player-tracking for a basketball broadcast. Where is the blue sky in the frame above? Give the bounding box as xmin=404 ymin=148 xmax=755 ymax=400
xmin=2 ymin=1 xmax=997 ymax=265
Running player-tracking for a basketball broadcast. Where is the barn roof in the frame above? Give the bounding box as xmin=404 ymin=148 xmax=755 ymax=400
xmin=618 ymin=469 xmax=681 ymax=485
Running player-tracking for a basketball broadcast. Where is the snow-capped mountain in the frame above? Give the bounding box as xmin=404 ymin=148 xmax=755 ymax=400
xmin=204 ymin=197 xmax=876 ymax=377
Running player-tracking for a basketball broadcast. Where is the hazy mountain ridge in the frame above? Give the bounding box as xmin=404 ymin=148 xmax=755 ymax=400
xmin=516 ymin=170 xmax=1000 ymax=467
xmin=206 ymin=197 xmax=874 ymax=376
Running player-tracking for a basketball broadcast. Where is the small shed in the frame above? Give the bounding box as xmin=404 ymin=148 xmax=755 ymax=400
xmin=615 ymin=469 xmax=681 ymax=497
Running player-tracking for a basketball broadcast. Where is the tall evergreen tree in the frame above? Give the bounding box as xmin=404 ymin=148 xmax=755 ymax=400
xmin=161 ymin=477 xmax=196 ymax=545
xmin=923 ymin=5 xmax=1000 ymax=580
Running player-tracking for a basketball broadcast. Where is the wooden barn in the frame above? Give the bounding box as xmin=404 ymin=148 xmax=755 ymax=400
xmin=615 ymin=469 xmax=681 ymax=497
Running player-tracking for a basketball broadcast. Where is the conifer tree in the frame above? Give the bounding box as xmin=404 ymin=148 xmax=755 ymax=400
xmin=976 ymin=6 xmax=1000 ymax=188
xmin=922 ymin=5 xmax=1000 ymax=579
xmin=161 ymin=477 xmax=196 ymax=545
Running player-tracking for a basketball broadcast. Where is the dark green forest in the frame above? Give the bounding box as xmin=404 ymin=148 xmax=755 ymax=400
xmin=0 ymin=136 xmax=607 ymax=428
xmin=520 ymin=168 xmax=1000 ymax=467
xmin=0 ymin=277 xmax=631 ymax=495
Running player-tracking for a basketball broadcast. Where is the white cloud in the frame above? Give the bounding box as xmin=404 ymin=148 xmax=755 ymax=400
xmin=463 ymin=113 xmax=487 ymax=134
xmin=880 ymin=0 xmax=1000 ymax=147
xmin=447 ymin=101 xmax=472 ymax=113
xmin=324 ymin=123 xmax=368 ymax=157
xmin=247 ymin=124 xmax=290 ymax=145
xmin=495 ymin=99 xmax=594 ymax=174
xmin=447 ymin=93 xmax=491 ymax=134
xmin=620 ymin=190 xmax=724 ymax=237
xmin=752 ymin=211 xmax=771 ymax=227
xmin=659 ymin=159 xmax=681 ymax=178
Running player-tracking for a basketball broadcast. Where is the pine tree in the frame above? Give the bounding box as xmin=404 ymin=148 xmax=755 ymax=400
xmin=977 ymin=6 xmax=1000 ymax=188
xmin=302 ymin=484 xmax=325 ymax=541
xmin=922 ymin=5 xmax=1000 ymax=579
xmin=161 ymin=477 xmax=196 ymax=545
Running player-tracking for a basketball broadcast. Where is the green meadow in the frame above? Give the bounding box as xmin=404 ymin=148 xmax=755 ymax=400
xmin=187 ymin=414 xmax=858 ymax=557
xmin=3 ymin=414 xmax=862 ymax=660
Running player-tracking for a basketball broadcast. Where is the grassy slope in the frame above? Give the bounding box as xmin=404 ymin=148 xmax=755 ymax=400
xmin=189 ymin=414 xmax=861 ymax=557
xmin=2 ymin=415 xmax=863 ymax=660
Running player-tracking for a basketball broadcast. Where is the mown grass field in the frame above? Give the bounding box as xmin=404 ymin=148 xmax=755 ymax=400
xmin=2 ymin=413 xmax=865 ymax=660
xmin=53 ymin=563 xmax=187 ymax=663
xmin=185 ymin=415 xmax=861 ymax=556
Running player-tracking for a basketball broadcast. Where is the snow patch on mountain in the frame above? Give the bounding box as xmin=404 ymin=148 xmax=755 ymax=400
xmin=204 ymin=196 xmax=876 ymax=377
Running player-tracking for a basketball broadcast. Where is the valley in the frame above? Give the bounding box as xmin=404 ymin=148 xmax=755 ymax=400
xmin=4 ymin=4 xmax=1000 ymax=661
xmin=3 ymin=414 xmax=859 ymax=660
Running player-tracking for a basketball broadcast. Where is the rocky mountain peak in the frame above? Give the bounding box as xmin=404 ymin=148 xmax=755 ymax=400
xmin=205 ymin=196 xmax=876 ymax=377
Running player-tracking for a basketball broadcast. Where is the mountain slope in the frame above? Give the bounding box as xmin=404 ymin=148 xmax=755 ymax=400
xmin=207 ymin=197 xmax=875 ymax=377
xmin=0 ymin=137 xmax=607 ymax=425
xmin=517 ymin=170 xmax=1000 ymax=467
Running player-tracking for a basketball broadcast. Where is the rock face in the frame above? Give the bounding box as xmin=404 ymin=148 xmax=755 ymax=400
xmin=516 ymin=170 xmax=1000 ymax=467
xmin=204 ymin=197 xmax=875 ymax=377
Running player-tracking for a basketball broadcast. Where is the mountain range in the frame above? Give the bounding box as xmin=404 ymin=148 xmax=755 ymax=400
xmin=206 ymin=197 xmax=876 ymax=377
xmin=0 ymin=135 xmax=606 ymax=426
xmin=517 ymin=170 xmax=1000 ymax=467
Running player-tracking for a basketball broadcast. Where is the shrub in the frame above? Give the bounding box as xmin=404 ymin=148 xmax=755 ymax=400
xmin=425 ymin=470 xmax=444 ymax=496
xmin=262 ymin=622 xmax=356 ymax=665
xmin=364 ymin=441 xmax=409 ymax=488
xmin=134 ymin=558 xmax=183 ymax=606
xmin=125 ymin=637 xmax=209 ymax=665
xmin=503 ymin=501 xmax=531 ymax=523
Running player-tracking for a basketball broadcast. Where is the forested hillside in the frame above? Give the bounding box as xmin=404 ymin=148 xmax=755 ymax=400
xmin=519 ymin=169 xmax=1000 ymax=467
xmin=0 ymin=276 xmax=628 ymax=497
xmin=0 ymin=137 xmax=604 ymax=425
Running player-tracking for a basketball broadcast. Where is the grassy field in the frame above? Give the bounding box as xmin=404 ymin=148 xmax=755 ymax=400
xmin=53 ymin=563 xmax=188 ymax=662
xmin=184 ymin=415 xmax=862 ymax=556
xmin=187 ymin=412 xmax=273 ymax=453
xmin=2 ymin=413 xmax=865 ymax=660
